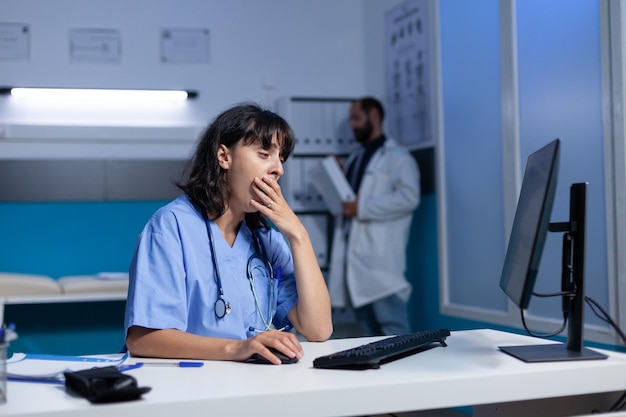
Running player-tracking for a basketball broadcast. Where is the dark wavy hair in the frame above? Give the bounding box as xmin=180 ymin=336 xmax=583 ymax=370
xmin=178 ymin=103 xmax=295 ymax=228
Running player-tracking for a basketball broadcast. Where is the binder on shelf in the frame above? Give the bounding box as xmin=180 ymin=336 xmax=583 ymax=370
xmin=308 ymin=156 xmax=355 ymax=215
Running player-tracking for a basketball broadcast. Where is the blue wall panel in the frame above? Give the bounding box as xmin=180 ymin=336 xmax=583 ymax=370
xmin=0 ymin=201 xmax=166 ymax=278
xmin=516 ymin=0 xmax=608 ymax=325
xmin=439 ymin=0 xmax=507 ymax=311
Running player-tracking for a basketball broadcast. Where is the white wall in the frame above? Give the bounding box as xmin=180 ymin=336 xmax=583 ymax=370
xmin=0 ymin=0 xmax=372 ymax=130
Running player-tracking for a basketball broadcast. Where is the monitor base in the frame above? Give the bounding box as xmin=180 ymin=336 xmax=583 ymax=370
xmin=499 ymin=343 xmax=608 ymax=363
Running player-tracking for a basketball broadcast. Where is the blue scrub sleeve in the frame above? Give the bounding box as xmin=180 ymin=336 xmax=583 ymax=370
xmin=125 ymin=213 xmax=189 ymax=333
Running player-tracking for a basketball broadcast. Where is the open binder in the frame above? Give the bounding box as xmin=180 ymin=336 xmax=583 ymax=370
xmin=308 ymin=156 xmax=355 ymax=215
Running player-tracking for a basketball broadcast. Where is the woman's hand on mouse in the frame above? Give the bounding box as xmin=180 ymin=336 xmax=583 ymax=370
xmin=229 ymin=329 xmax=303 ymax=364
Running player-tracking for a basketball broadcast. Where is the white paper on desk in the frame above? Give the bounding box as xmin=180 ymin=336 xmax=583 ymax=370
xmin=7 ymin=352 xmax=128 ymax=382
xmin=308 ymin=156 xmax=355 ymax=215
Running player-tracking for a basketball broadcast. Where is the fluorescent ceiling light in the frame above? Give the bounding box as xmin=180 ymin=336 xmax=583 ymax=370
xmin=0 ymin=87 xmax=197 ymax=101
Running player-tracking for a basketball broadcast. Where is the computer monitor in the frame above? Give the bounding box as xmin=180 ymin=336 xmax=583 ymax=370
xmin=498 ymin=138 xmax=607 ymax=362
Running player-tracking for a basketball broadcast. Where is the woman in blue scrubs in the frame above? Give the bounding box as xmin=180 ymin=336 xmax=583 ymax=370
xmin=124 ymin=103 xmax=333 ymax=364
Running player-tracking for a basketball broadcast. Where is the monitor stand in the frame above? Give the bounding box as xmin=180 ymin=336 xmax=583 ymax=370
xmin=500 ymin=184 xmax=608 ymax=364
xmin=499 ymin=343 xmax=607 ymax=363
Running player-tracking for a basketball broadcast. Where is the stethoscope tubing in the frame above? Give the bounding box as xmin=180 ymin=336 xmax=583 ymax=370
xmin=206 ymin=219 xmax=276 ymax=327
xmin=206 ymin=220 xmax=230 ymax=318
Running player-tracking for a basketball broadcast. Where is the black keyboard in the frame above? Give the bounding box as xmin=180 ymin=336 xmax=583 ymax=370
xmin=313 ymin=328 xmax=450 ymax=370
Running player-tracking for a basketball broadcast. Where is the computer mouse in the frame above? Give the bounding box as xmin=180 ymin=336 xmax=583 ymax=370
xmin=250 ymin=348 xmax=299 ymax=364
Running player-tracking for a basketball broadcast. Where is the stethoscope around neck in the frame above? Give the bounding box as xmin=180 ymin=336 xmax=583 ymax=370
xmin=205 ymin=220 xmax=276 ymax=330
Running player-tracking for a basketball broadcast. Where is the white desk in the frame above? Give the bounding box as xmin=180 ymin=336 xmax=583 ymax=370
xmin=3 ymin=329 xmax=626 ymax=417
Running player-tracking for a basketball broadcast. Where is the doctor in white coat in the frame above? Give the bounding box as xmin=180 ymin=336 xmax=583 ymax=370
xmin=328 ymin=97 xmax=420 ymax=336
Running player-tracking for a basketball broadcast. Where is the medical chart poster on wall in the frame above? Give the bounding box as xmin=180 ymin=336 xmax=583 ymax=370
xmin=385 ymin=0 xmax=433 ymax=150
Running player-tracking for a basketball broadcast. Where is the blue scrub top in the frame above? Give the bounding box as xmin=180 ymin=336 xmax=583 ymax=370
xmin=124 ymin=195 xmax=298 ymax=340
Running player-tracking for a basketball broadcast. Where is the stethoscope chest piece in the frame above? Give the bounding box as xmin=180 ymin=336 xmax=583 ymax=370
xmin=214 ymin=297 xmax=231 ymax=318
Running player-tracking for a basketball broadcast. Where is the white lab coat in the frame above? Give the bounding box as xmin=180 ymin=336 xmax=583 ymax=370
xmin=328 ymin=138 xmax=420 ymax=308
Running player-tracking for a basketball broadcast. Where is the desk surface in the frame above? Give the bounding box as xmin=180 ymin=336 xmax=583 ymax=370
xmin=3 ymin=329 xmax=626 ymax=417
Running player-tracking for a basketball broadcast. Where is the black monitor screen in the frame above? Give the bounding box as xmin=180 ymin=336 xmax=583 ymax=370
xmin=499 ymin=139 xmax=560 ymax=309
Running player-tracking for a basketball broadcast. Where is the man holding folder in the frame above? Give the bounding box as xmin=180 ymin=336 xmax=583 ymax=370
xmin=328 ymin=96 xmax=420 ymax=337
